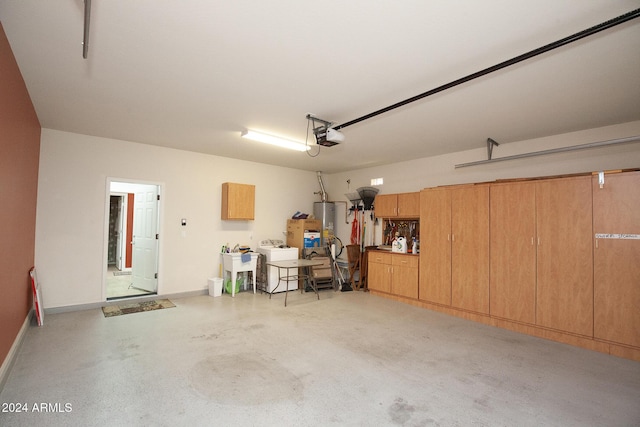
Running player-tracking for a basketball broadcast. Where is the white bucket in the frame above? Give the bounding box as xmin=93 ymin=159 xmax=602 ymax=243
xmin=208 ymin=277 xmax=223 ymax=297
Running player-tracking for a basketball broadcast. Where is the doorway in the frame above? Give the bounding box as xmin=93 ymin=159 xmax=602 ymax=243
xmin=105 ymin=180 xmax=161 ymax=300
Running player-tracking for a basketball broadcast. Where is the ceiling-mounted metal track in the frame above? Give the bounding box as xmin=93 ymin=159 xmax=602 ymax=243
xmin=333 ymin=8 xmax=640 ymax=131
xmin=83 ymin=0 xmax=91 ymax=59
xmin=454 ymin=135 xmax=640 ymax=168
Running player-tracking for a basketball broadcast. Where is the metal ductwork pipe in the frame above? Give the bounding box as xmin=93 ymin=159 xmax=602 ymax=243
xmin=315 ymin=171 xmax=328 ymax=202
xmin=313 ymin=172 xmax=335 ymax=247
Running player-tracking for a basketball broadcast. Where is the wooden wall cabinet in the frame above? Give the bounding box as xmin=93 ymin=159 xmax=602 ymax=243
xmin=419 ymin=185 xmax=489 ymax=314
xmin=375 ymin=192 xmax=420 ymax=218
xmin=221 ymin=182 xmax=255 ymax=220
xmin=593 ymin=171 xmax=640 ymax=348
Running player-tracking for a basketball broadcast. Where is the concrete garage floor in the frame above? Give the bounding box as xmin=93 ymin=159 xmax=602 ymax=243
xmin=1 ymin=290 xmax=639 ymax=426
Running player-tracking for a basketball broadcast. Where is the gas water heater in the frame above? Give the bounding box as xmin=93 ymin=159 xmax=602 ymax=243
xmin=313 ymin=201 xmax=335 ymax=247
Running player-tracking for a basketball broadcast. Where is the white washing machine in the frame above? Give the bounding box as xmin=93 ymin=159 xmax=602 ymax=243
xmin=256 ymin=239 xmax=299 ymax=293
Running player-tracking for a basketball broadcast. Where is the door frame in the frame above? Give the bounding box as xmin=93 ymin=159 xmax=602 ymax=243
xmin=102 ymin=177 xmax=164 ymax=301
xmin=110 ymin=192 xmax=128 ymax=272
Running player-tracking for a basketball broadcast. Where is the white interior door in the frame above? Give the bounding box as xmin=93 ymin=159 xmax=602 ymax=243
xmin=131 ymin=186 xmax=159 ymax=292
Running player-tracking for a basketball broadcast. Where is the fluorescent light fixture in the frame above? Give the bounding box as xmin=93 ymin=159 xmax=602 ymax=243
xmin=241 ymin=130 xmax=310 ymax=152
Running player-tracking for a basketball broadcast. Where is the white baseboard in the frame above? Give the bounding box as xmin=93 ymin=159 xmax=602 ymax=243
xmin=44 ymin=289 xmax=208 ymax=315
xmin=0 ymin=310 xmax=33 ymax=392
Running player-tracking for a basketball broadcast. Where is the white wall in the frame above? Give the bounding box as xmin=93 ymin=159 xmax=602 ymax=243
xmin=35 ymin=122 xmax=640 ymax=308
xmin=325 ymin=121 xmax=640 ymax=248
xmin=35 ymin=129 xmax=321 ymax=308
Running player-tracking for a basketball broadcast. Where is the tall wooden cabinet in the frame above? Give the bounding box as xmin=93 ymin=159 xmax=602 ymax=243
xmin=419 ymin=185 xmax=489 ymax=314
xmin=535 ymin=176 xmax=593 ymax=336
xmin=451 ymin=185 xmax=490 ymax=314
xmin=370 ymin=171 xmax=640 ymax=361
xmin=419 ymin=187 xmax=451 ymax=305
xmin=489 ymin=177 xmax=593 ymax=335
xmin=489 ymin=181 xmax=537 ymax=324
xmin=593 ymin=171 xmax=640 ymax=348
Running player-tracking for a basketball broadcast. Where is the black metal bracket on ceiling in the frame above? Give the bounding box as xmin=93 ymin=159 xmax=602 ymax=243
xmin=487 ymin=138 xmax=500 ymax=160
xmin=331 ymin=8 xmax=640 ymax=131
xmin=306 ymin=114 xmax=333 ymax=135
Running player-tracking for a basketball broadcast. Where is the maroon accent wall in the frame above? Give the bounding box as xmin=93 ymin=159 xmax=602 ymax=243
xmin=0 ymin=23 xmax=41 ymax=368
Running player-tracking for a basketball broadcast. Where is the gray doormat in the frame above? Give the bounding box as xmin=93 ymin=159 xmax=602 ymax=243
xmin=102 ymin=299 xmax=175 ymax=317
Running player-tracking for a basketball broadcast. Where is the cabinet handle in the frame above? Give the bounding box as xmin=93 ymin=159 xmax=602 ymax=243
xmin=452 ymin=234 xmax=455 ymax=242
xmin=531 ymin=237 xmax=534 ymax=245
xmin=595 ymin=238 xmax=598 ymax=249
xmin=537 ymin=237 xmax=540 ymax=246
xmin=447 ymin=234 xmax=450 ymax=241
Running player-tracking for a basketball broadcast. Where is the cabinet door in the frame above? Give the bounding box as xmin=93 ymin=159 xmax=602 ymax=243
xmin=397 ymin=192 xmax=420 ymax=217
xmin=490 ymin=182 xmax=536 ymax=324
xmin=375 ymin=194 xmax=397 ymax=218
xmin=222 ymin=183 xmax=255 ymax=220
xmin=368 ymin=252 xmax=391 ymax=293
xmin=392 ymin=255 xmax=419 ymax=299
xmin=536 ymin=176 xmax=593 ymax=336
xmin=419 ymin=188 xmax=451 ymax=305
xmin=451 ymin=185 xmax=490 ymax=314
xmin=593 ymin=171 xmax=640 ymax=347
xmin=368 ymin=261 xmax=391 ymax=293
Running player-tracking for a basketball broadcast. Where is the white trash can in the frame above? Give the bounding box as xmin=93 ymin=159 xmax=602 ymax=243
xmin=208 ymin=277 xmax=223 ymax=297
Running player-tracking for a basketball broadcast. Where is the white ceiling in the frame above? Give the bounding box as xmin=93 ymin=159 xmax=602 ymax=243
xmin=2 ymin=1 xmax=639 ymax=173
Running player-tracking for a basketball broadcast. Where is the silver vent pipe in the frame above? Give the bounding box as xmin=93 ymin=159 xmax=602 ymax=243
xmin=315 ymin=171 xmax=328 ymax=202
xmin=314 ymin=171 xmax=349 ymax=224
